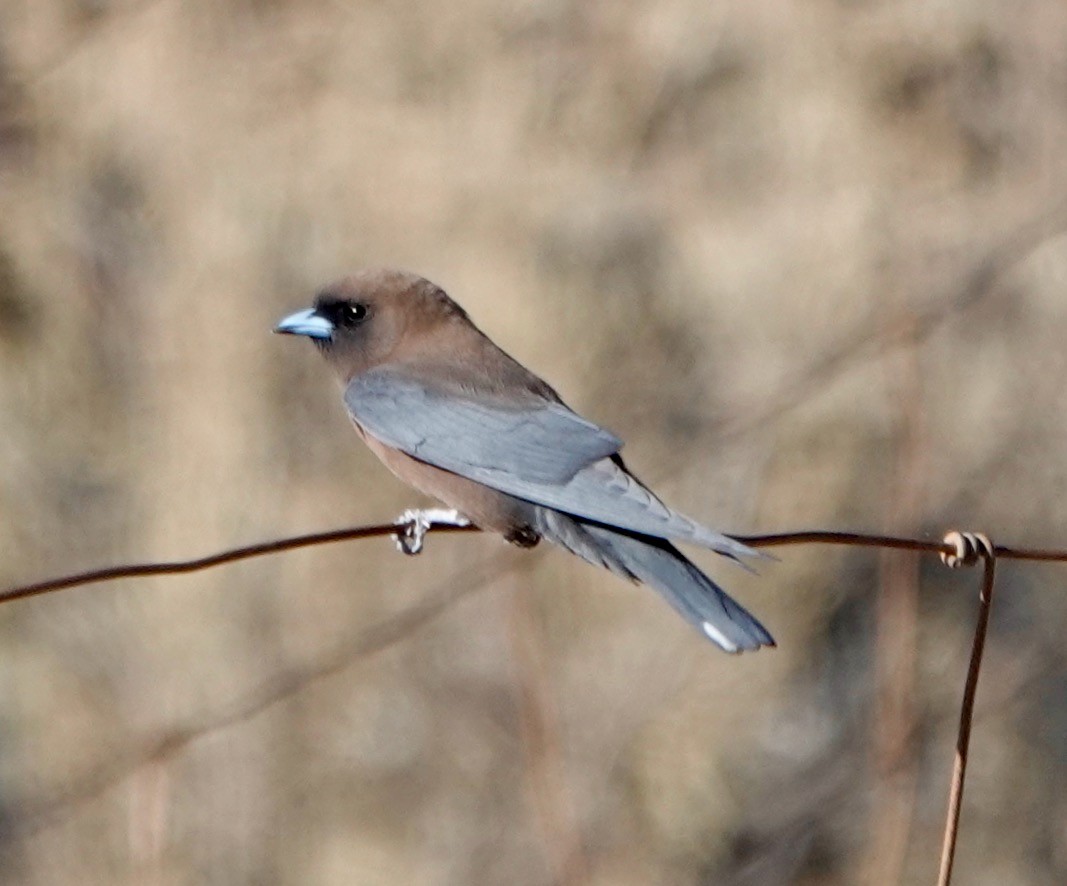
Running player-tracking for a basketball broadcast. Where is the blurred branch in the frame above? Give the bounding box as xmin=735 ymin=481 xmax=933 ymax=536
xmin=13 ymin=0 xmax=168 ymax=91
xmin=862 ymin=294 xmax=926 ymax=886
xmin=716 ymin=199 xmax=1067 ymax=444
xmin=5 ymin=553 xmax=513 ymax=841
xmin=507 ymin=572 xmax=590 ymax=886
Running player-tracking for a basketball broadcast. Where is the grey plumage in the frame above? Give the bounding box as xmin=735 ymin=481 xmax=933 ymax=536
xmin=346 ymin=367 xmax=758 ymax=562
xmin=347 ymin=367 xmax=623 ymax=484
xmin=276 ymin=268 xmax=774 ymax=653
xmin=529 ymin=509 xmax=772 ymax=652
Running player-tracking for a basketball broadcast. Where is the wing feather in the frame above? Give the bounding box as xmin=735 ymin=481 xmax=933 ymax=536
xmin=347 ymin=368 xmax=621 ymax=484
xmin=345 ymin=367 xmax=757 ymax=560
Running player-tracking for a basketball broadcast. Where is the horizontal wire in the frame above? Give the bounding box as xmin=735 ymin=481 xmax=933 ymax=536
xmin=0 ymin=518 xmax=1017 ymax=879
xmin=0 ymin=522 xmax=477 ymax=606
xmin=0 ymin=522 xmax=1063 ymax=608
xmin=738 ymin=530 xmax=1067 ymax=562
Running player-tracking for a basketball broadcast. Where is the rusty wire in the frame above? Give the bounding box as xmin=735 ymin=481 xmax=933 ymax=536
xmin=0 ymin=520 xmax=1046 ymax=884
xmin=2 ymin=521 xmax=1065 ymax=607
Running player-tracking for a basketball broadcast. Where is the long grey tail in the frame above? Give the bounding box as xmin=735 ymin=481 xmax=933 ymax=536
xmin=532 ymin=509 xmax=774 ymax=653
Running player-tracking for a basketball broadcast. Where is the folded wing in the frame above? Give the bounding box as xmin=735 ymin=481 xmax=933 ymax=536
xmin=346 ymin=367 xmax=757 ymax=560
xmin=348 ymin=367 xmax=621 ymax=484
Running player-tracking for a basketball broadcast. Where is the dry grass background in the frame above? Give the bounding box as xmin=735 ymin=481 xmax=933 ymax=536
xmin=2 ymin=0 xmax=1067 ymax=883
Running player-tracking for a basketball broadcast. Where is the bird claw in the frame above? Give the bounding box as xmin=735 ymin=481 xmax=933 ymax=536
xmin=392 ymin=508 xmax=471 ymax=555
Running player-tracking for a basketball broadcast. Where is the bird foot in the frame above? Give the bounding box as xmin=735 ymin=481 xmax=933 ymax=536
xmin=392 ymin=508 xmax=471 ymax=555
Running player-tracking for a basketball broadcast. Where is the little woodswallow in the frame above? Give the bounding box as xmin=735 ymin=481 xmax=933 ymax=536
xmin=275 ymin=268 xmax=773 ymax=652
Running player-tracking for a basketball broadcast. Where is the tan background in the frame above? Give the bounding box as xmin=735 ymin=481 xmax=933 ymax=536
xmin=2 ymin=1 xmax=1067 ymax=883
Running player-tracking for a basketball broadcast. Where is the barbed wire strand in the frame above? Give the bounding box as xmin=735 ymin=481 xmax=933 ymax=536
xmin=0 ymin=520 xmax=1045 ymax=886
xmin=3 ymin=522 xmax=1067 ymax=609
xmin=0 ymin=521 xmax=477 ymax=606
xmin=936 ymin=534 xmax=997 ymax=886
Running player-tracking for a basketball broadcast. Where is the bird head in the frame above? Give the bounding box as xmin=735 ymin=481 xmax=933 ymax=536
xmin=275 ymin=268 xmax=468 ymax=380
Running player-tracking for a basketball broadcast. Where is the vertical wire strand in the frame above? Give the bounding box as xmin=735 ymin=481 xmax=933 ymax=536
xmin=937 ymin=553 xmax=997 ymax=886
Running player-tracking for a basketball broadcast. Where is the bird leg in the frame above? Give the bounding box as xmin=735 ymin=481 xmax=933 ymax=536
xmin=392 ymin=508 xmax=471 ymax=555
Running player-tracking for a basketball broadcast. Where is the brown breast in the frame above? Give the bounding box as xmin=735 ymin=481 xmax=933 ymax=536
xmin=355 ymin=421 xmax=538 ymax=544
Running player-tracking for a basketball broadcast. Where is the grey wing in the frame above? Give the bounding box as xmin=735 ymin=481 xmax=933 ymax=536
xmin=481 ymin=458 xmax=759 ymax=561
xmin=346 ymin=368 xmax=757 ymax=561
xmin=531 ymin=508 xmax=773 ymax=651
xmin=346 ymin=368 xmax=622 ymax=484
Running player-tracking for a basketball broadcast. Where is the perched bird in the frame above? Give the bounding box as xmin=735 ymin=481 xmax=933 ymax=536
xmin=275 ymin=269 xmax=773 ymax=652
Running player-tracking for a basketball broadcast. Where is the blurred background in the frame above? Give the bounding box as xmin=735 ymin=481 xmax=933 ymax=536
xmin=2 ymin=0 xmax=1067 ymax=883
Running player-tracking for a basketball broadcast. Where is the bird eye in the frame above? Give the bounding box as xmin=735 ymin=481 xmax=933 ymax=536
xmin=340 ymin=303 xmax=368 ymax=327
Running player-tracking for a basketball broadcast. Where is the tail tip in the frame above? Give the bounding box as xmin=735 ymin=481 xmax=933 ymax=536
xmin=701 ymin=619 xmax=776 ymax=654
xmin=701 ymin=620 xmax=741 ymax=652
